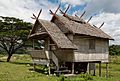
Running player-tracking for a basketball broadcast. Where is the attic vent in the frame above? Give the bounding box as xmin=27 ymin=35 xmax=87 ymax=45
xmin=35 ymin=24 xmax=46 ymax=33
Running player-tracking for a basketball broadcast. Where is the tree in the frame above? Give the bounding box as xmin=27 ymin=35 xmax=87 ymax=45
xmin=0 ymin=16 xmax=32 ymax=62
xmin=109 ymin=45 xmax=120 ymax=55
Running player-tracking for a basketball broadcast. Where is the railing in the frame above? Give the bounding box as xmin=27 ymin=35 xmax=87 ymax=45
xmin=51 ymin=51 xmax=59 ymax=67
xmin=30 ymin=50 xmax=48 ymax=59
xmin=29 ymin=50 xmax=58 ymax=67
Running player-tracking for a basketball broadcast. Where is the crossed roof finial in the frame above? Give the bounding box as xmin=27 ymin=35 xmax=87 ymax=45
xmin=31 ymin=9 xmax=42 ymax=20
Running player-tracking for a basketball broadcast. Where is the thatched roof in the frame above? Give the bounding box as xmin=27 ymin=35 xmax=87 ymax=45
xmin=29 ymin=11 xmax=113 ymax=50
xmin=37 ymin=19 xmax=77 ymax=49
xmin=53 ymin=15 xmax=113 ymax=39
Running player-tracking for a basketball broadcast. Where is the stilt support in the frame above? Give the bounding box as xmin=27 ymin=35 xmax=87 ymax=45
xmin=93 ymin=69 xmax=96 ymax=76
xmin=87 ymin=63 xmax=90 ymax=74
xmin=48 ymin=60 xmax=51 ymax=75
xmin=106 ymin=63 xmax=108 ymax=78
xmin=72 ymin=62 xmax=74 ymax=74
xmin=99 ymin=62 xmax=102 ymax=77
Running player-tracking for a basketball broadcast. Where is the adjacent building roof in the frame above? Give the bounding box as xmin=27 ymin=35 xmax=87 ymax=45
xmin=53 ymin=15 xmax=113 ymax=39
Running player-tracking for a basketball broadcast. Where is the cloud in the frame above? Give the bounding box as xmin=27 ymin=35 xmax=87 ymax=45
xmin=0 ymin=0 xmax=58 ymax=22
xmin=89 ymin=13 xmax=120 ymax=45
xmin=83 ymin=0 xmax=120 ymax=45
xmin=0 ymin=0 xmax=120 ymax=45
xmin=61 ymin=0 xmax=91 ymax=5
xmin=85 ymin=0 xmax=120 ymax=17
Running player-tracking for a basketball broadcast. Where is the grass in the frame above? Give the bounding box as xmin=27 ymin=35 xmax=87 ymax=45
xmin=0 ymin=54 xmax=58 ymax=81
xmin=0 ymin=54 xmax=120 ymax=81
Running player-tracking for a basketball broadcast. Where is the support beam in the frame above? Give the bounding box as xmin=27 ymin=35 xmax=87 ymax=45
xmin=32 ymin=39 xmax=35 ymax=50
xmin=87 ymin=63 xmax=90 ymax=74
xmin=93 ymin=69 xmax=96 ymax=76
xmin=93 ymin=63 xmax=96 ymax=76
xmin=33 ymin=61 xmax=36 ymax=70
xmin=47 ymin=37 xmax=51 ymax=75
xmin=106 ymin=63 xmax=109 ymax=78
xmin=99 ymin=62 xmax=102 ymax=77
xmin=48 ymin=62 xmax=50 ymax=75
xmin=72 ymin=62 xmax=74 ymax=74
xmin=32 ymin=39 xmax=35 ymax=70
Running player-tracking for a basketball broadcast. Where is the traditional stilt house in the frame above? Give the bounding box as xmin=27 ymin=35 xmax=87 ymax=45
xmin=28 ymin=5 xmax=113 ymax=76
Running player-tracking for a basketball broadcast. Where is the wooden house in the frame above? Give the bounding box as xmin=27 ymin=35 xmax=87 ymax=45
xmin=28 ymin=6 xmax=113 ymax=76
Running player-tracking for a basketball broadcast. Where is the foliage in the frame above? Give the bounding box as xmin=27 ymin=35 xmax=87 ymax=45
xmin=0 ymin=16 xmax=32 ymax=62
xmin=110 ymin=55 xmax=120 ymax=64
xmin=59 ymin=73 xmax=93 ymax=81
xmin=109 ymin=45 xmax=120 ymax=55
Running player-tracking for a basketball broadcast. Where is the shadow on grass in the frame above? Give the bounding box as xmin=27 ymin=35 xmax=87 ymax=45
xmin=9 ymin=61 xmax=33 ymax=66
xmin=0 ymin=60 xmax=33 ymax=66
xmin=11 ymin=61 xmax=48 ymax=75
xmin=0 ymin=60 xmax=48 ymax=75
xmin=29 ymin=66 xmax=48 ymax=75
xmin=0 ymin=60 xmax=4 ymax=62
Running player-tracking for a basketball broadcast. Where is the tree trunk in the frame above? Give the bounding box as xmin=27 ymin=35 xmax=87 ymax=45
xmin=7 ymin=54 xmax=12 ymax=62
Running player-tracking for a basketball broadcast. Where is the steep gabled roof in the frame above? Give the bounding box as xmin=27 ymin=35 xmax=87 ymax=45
xmin=53 ymin=15 xmax=113 ymax=40
xmin=29 ymin=11 xmax=113 ymax=50
xmin=37 ymin=19 xmax=77 ymax=49
xmin=28 ymin=20 xmax=48 ymax=39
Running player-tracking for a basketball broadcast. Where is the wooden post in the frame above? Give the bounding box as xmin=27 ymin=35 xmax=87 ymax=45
xmin=99 ymin=62 xmax=102 ymax=77
xmin=48 ymin=37 xmax=51 ymax=75
xmin=33 ymin=39 xmax=35 ymax=50
xmin=48 ymin=60 xmax=51 ymax=75
xmin=93 ymin=69 xmax=96 ymax=76
xmin=106 ymin=63 xmax=108 ymax=78
xmin=72 ymin=62 xmax=74 ymax=74
xmin=32 ymin=39 xmax=35 ymax=70
xmin=93 ymin=63 xmax=96 ymax=76
xmin=87 ymin=63 xmax=90 ymax=74
xmin=33 ymin=60 xmax=36 ymax=71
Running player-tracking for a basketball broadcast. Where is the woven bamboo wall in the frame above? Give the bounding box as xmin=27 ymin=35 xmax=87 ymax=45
xmin=43 ymin=35 xmax=109 ymax=62
xmin=73 ymin=35 xmax=109 ymax=62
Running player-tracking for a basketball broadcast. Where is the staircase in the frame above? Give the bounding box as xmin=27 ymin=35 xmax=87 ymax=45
xmin=30 ymin=50 xmax=49 ymax=66
xmin=29 ymin=50 xmax=59 ymax=68
xmin=51 ymin=51 xmax=59 ymax=68
xmin=30 ymin=50 xmax=69 ymax=74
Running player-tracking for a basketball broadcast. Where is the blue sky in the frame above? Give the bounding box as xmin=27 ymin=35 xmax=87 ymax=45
xmin=0 ymin=0 xmax=120 ymax=45
xmin=47 ymin=0 xmax=87 ymax=14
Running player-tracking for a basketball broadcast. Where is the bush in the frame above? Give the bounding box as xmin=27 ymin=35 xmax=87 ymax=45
xmin=58 ymin=73 xmax=93 ymax=81
xmin=109 ymin=45 xmax=120 ymax=55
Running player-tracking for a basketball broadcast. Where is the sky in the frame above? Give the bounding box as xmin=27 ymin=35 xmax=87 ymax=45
xmin=0 ymin=0 xmax=120 ymax=45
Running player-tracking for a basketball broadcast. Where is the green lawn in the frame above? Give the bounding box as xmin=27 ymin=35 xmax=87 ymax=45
xmin=0 ymin=54 xmax=120 ymax=81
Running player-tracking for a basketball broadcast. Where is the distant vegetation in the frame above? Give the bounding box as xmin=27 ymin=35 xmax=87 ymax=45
xmin=109 ymin=45 xmax=120 ymax=55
